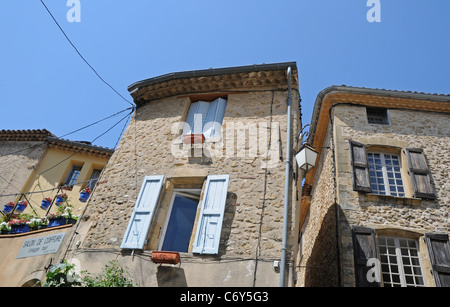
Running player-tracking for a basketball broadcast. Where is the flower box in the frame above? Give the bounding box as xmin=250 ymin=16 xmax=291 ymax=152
xmin=182 ymin=134 xmax=205 ymax=144
xmin=41 ymin=198 xmax=52 ymax=210
xmin=79 ymin=187 xmax=92 ymax=203
xmin=15 ymin=201 xmax=28 ymax=213
xmin=55 ymin=193 xmax=68 ymax=206
xmin=9 ymin=224 xmax=30 ymax=234
xmin=8 ymin=220 xmax=30 ymax=234
xmin=48 ymin=217 xmax=67 ymax=228
xmin=151 ymin=251 xmax=181 ymax=265
xmin=2 ymin=202 xmax=14 ymax=214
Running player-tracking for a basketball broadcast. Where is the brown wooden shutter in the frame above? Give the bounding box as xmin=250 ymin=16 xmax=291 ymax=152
xmin=349 ymin=141 xmax=372 ymax=193
xmin=352 ymin=226 xmax=381 ymax=287
xmin=404 ymin=148 xmax=436 ymax=199
xmin=425 ymin=233 xmax=450 ymax=287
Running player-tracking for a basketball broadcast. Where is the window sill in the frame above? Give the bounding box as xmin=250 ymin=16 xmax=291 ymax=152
xmin=362 ymin=193 xmax=421 ymax=206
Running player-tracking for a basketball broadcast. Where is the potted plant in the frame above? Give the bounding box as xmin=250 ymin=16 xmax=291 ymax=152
xmin=0 ymin=222 xmax=11 ymax=234
xmin=41 ymin=197 xmax=53 ymax=210
xmin=27 ymin=218 xmax=47 ymax=231
xmin=46 ymin=213 xmax=67 ymax=228
xmin=55 ymin=193 xmax=68 ymax=206
xmin=3 ymin=202 xmax=15 ymax=214
xmin=79 ymin=187 xmax=92 ymax=203
xmin=8 ymin=219 xmax=30 ymax=234
xmin=15 ymin=201 xmax=28 ymax=213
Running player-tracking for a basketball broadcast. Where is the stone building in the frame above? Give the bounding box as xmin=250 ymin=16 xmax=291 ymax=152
xmin=296 ymin=86 xmax=450 ymax=287
xmin=65 ymin=62 xmax=303 ymax=287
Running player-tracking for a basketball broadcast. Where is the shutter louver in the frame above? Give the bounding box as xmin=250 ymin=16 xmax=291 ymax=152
xmin=192 ymin=175 xmax=229 ymax=254
xmin=425 ymin=233 xmax=450 ymax=287
xmin=120 ymin=175 xmax=164 ymax=250
xmin=349 ymin=140 xmax=372 ymax=193
xmin=203 ymin=98 xmax=227 ymax=139
xmin=352 ymin=226 xmax=381 ymax=287
xmin=404 ymin=148 xmax=437 ymax=199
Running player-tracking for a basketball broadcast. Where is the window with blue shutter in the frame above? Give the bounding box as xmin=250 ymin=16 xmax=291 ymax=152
xmin=120 ymin=175 xmax=164 ymax=250
xmin=192 ymin=175 xmax=230 ymax=254
xmin=183 ymin=98 xmax=227 ymax=139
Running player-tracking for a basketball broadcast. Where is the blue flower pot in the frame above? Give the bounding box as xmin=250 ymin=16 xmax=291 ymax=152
xmin=55 ymin=196 xmax=64 ymax=205
xmin=48 ymin=217 xmax=67 ymax=228
xmin=16 ymin=203 xmax=27 ymax=213
xmin=2 ymin=205 xmax=13 ymax=214
xmin=79 ymin=192 xmax=90 ymax=203
xmin=41 ymin=200 xmax=51 ymax=210
xmin=9 ymin=224 xmax=30 ymax=234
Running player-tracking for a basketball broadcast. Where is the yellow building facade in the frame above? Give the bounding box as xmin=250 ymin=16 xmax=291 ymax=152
xmin=18 ymin=136 xmax=113 ymax=219
xmin=0 ymin=130 xmax=113 ymax=287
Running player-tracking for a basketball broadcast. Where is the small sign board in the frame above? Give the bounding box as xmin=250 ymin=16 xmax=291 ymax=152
xmin=16 ymin=232 xmax=66 ymax=259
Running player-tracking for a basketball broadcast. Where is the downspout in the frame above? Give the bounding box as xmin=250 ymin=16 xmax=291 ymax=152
xmin=280 ymin=66 xmax=292 ymax=287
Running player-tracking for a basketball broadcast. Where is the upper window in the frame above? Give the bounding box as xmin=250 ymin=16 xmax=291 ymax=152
xmin=368 ymin=153 xmax=405 ymax=197
xmin=87 ymin=169 xmax=102 ymax=190
xmin=349 ymin=140 xmax=437 ymax=199
xmin=378 ymin=237 xmax=425 ymax=287
xmin=367 ymin=107 xmax=389 ymax=125
xmin=64 ymin=165 xmax=82 ymax=187
xmin=183 ymin=98 xmax=227 ymax=139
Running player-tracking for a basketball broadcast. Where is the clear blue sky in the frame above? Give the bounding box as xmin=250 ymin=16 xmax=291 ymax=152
xmin=1 ymin=1 xmax=449 ymax=149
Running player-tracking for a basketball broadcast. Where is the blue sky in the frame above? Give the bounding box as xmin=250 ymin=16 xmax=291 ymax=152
xmin=1 ymin=1 xmax=449 ymax=149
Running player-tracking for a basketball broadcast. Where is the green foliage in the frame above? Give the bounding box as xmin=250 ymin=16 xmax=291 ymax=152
xmin=41 ymin=260 xmax=81 ymax=287
xmin=82 ymin=261 xmax=136 ymax=287
xmin=41 ymin=260 xmax=136 ymax=287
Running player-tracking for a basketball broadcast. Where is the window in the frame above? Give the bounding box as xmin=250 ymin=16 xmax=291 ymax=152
xmin=368 ymin=153 xmax=405 ymax=197
xmin=367 ymin=107 xmax=389 ymax=125
xmin=378 ymin=237 xmax=425 ymax=287
xmin=87 ymin=169 xmax=102 ymax=190
xmin=64 ymin=166 xmax=82 ymax=186
xmin=183 ymin=98 xmax=227 ymax=139
xmin=159 ymin=190 xmax=201 ymax=252
xmin=121 ymin=174 xmax=230 ymax=254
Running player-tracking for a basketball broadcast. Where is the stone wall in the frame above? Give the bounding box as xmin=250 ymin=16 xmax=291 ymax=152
xmin=299 ymin=103 xmax=449 ymax=287
xmin=0 ymin=141 xmax=47 ymax=203
xmin=333 ymin=105 xmax=449 ymax=286
xmin=70 ymin=89 xmax=302 ymax=286
xmin=296 ymin=125 xmax=339 ymax=287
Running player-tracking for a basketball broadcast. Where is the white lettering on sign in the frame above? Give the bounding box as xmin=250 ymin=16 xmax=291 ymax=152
xmin=16 ymin=233 xmax=66 ymax=259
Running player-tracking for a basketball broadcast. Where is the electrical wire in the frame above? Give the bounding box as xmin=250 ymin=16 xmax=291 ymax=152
xmin=39 ymin=0 xmax=135 ymax=108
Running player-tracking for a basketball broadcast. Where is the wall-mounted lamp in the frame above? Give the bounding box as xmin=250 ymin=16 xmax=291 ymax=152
xmin=295 ymin=144 xmax=318 ymax=172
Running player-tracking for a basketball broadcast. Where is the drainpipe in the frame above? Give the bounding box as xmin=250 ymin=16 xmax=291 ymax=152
xmin=280 ymin=66 xmax=292 ymax=287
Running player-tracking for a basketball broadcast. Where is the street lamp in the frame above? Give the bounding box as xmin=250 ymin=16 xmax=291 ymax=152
xmin=295 ymin=144 xmax=318 ymax=172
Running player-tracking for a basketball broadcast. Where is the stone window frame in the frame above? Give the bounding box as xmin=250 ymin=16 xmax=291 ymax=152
xmin=358 ymin=140 xmax=416 ymax=200
xmin=173 ymin=93 xmax=231 ymax=145
xmin=146 ymin=176 xmax=206 ymax=252
xmin=366 ymin=107 xmax=390 ymax=125
xmin=374 ymin=228 xmax=435 ymax=287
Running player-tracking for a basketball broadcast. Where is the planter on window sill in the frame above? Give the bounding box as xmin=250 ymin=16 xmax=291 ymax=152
xmin=151 ymin=251 xmax=181 ymax=265
xmin=182 ymin=134 xmax=205 ymax=145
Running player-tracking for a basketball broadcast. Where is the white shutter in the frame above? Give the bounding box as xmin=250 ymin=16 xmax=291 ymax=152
xmin=192 ymin=175 xmax=229 ymax=254
xmin=120 ymin=175 xmax=164 ymax=250
xmin=182 ymin=101 xmax=210 ymax=135
xmin=203 ymin=98 xmax=227 ymax=139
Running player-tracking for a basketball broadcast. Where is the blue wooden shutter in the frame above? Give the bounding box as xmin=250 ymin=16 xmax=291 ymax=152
xmin=203 ymin=98 xmax=227 ymax=139
xmin=120 ymin=175 xmax=164 ymax=250
xmin=192 ymin=175 xmax=229 ymax=254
